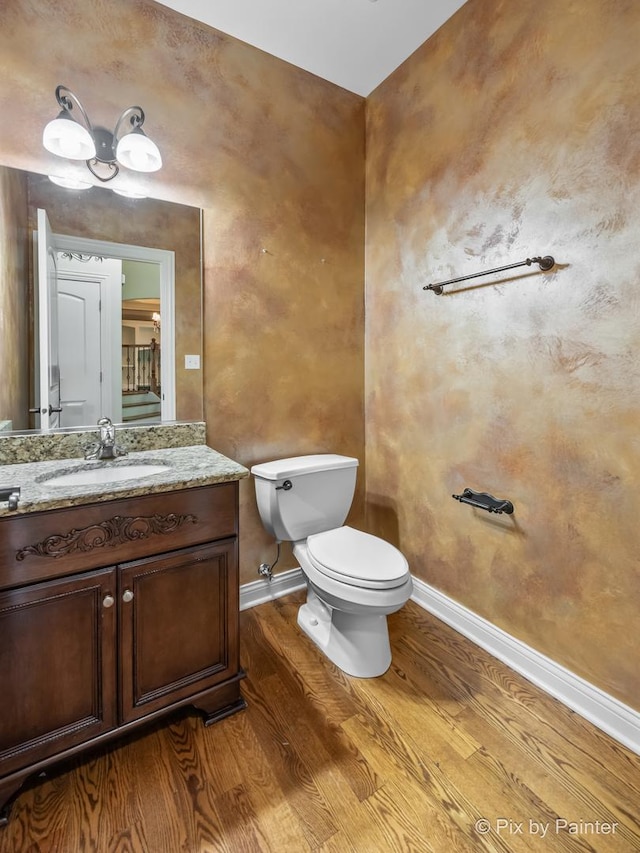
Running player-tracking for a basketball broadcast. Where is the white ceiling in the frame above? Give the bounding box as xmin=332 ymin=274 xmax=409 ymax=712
xmin=155 ymin=0 xmax=467 ymax=96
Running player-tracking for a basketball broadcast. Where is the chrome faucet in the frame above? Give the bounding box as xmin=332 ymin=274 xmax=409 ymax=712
xmin=85 ymin=417 xmax=128 ymax=460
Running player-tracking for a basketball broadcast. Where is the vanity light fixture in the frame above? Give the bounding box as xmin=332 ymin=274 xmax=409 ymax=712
xmin=43 ymin=84 xmax=162 ymax=183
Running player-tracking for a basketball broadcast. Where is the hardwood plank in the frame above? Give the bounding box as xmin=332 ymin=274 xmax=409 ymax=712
xmin=267 ymin=670 xmax=382 ymax=804
xmin=101 ymin=822 xmax=153 ymax=853
xmin=226 ymin=711 xmax=312 ymax=852
xmin=361 ymin=782 xmax=443 ymax=853
xmin=396 ymin=604 xmax=640 ymax=796
xmin=254 ymin=599 xmax=360 ymax=725
xmin=395 ymin=627 xmax=640 ymax=842
xmin=394 ymin=631 xmax=632 ymax=850
xmin=349 ymin=713 xmax=517 ymax=853
xmin=111 ymin=729 xmax=193 ymax=853
xmin=462 ymin=746 xmax=616 ymax=853
xmin=357 ymin=656 xmax=482 ymax=761
xmin=316 ymin=832 xmax=359 ymax=852
xmin=213 ymin=783 xmax=272 ymax=853
xmin=0 ymin=769 xmax=73 ymax=852
xmin=240 ymin=674 xmax=340 ymax=848
xmin=238 ymin=606 xmax=280 ymax=684
xmin=245 ymin=608 xmax=382 ymax=804
xmin=166 ymin=713 xmax=244 ymax=795
xmin=340 ymin=715 xmax=479 ymax=853
xmin=264 ymin=593 xmax=479 ymax=768
xmin=259 ymin=605 xmax=471 ymax=848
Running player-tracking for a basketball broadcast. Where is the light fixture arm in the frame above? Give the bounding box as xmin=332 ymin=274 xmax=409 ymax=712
xmin=87 ymin=106 xmax=145 ymax=183
xmin=113 ymin=106 xmax=146 ymax=143
xmin=55 ymin=84 xmax=94 ymax=136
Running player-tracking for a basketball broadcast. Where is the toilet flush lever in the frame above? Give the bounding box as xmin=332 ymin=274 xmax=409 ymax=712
xmin=276 ymin=480 xmax=293 ymax=491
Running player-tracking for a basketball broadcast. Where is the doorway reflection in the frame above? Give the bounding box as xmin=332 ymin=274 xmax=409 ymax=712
xmin=121 ymin=258 xmax=162 ymax=425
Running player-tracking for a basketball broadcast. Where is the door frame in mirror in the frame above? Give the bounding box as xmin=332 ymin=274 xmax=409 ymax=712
xmin=52 ymin=233 xmax=176 ymax=423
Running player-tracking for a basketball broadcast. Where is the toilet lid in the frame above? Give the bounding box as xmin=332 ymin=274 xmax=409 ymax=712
xmin=306 ymin=526 xmax=409 ymax=590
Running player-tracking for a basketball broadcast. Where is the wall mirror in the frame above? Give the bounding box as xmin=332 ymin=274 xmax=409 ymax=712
xmin=0 ymin=166 xmax=203 ymax=434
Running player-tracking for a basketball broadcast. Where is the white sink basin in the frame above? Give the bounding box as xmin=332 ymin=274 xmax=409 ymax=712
xmin=42 ymin=463 xmax=171 ymax=487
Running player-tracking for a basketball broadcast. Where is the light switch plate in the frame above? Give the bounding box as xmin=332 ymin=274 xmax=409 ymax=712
xmin=184 ymin=354 xmax=201 ymax=370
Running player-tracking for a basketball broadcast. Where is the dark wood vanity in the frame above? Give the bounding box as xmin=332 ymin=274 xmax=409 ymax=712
xmin=0 ymin=481 xmax=246 ymax=824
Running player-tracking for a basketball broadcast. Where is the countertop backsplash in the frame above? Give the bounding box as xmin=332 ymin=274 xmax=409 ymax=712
xmin=0 ymin=422 xmax=207 ymax=466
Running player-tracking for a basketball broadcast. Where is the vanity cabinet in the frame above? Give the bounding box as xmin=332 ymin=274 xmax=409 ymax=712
xmin=0 ymin=482 xmax=246 ymax=824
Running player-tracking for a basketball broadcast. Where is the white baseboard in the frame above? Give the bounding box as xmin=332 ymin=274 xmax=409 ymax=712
xmin=240 ymin=567 xmax=306 ymax=611
xmin=410 ymin=577 xmax=640 ymax=756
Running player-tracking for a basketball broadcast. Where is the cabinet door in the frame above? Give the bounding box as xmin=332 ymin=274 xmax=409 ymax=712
xmin=119 ymin=539 xmax=239 ymax=723
xmin=0 ymin=568 xmax=117 ymax=776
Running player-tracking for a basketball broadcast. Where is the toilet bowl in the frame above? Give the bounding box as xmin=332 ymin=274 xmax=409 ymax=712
xmin=251 ymin=455 xmax=413 ymax=677
xmin=294 ymin=526 xmax=412 ymax=676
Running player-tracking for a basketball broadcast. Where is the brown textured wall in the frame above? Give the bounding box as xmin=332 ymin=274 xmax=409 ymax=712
xmin=25 ymin=173 xmax=202 ymax=422
xmin=0 ymin=167 xmax=29 ymax=431
xmin=0 ymin=0 xmax=365 ymax=583
xmin=366 ymin=0 xmax=640 ymax=710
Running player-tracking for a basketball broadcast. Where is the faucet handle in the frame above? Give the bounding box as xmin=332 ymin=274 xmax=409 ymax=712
xmin=84 ymin=441 xmax=100 ymax=460
xmin=97 ymin=416 xmax=116 ymax=444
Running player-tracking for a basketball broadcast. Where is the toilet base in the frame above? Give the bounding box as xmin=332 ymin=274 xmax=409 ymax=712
xmin=297 ymin=588 xmax=392 ymax=678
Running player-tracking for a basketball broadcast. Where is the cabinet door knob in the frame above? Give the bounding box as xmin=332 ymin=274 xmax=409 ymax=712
xmin=103 ymin=594 xmax=115 ymax=608
xmin=122 ymin=589 xmax=134 ymax=603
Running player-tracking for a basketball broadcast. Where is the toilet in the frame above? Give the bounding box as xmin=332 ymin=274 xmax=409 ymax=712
xmin=251 ymin=454 xmax=413 ymax=677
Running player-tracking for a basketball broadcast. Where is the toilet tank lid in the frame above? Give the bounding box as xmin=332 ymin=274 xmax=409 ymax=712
xmin=251 ymin=454 xmax=359 ymax=480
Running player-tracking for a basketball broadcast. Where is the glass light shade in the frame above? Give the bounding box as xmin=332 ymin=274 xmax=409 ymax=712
xmin=116 ymin=129 xmax=162 ymax=173
xmin=43 ymin=113 xmax=96 ymax=160
xmin=48 ymin=174 xmax=92 ymax=190
xmin=112 ymin=187 xmax=147 ymax=199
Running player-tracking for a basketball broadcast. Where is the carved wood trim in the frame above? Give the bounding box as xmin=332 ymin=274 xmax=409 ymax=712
xmin=16 ymin=513 xmax=198 ymax=561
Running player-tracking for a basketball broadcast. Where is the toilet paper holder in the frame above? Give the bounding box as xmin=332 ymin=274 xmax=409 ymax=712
xmin=452 ymin=488 xmax=514 ymax=515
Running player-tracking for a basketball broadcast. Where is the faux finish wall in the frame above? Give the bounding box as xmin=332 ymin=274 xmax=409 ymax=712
xmin=0 ymin=167 xmax=29 ymax=431
xmin=365 ymin=0 xmax=640 ymax=710
xmin=0 ymin=0 xmax=366 ymax=583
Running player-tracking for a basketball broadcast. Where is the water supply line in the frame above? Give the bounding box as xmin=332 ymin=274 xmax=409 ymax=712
xmin=258 ymin=541 xmax=281 ymax=582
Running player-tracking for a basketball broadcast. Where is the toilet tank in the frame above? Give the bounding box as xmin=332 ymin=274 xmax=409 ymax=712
xmin=251 ymin=454 xmax=358 ymax=542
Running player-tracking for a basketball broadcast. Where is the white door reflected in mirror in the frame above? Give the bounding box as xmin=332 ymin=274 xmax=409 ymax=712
xmin=34 ymin=215 xmax=176 ymax=430
xmin=36 ymin=208 xmax=61 ymax=430
xmin=56 ymin=256 xmax=122 ymax=426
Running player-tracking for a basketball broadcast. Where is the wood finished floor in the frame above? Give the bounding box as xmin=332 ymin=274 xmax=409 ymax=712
xmin=2 ymin=591 xmax=639 ymax=853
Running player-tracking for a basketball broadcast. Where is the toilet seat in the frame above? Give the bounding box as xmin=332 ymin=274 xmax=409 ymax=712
xmin=306 ymin=526 xmax=409 ymax=590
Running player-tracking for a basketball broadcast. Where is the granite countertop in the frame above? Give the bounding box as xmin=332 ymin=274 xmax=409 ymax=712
xmin=0 ymin=445 xmax=249 ymax=517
